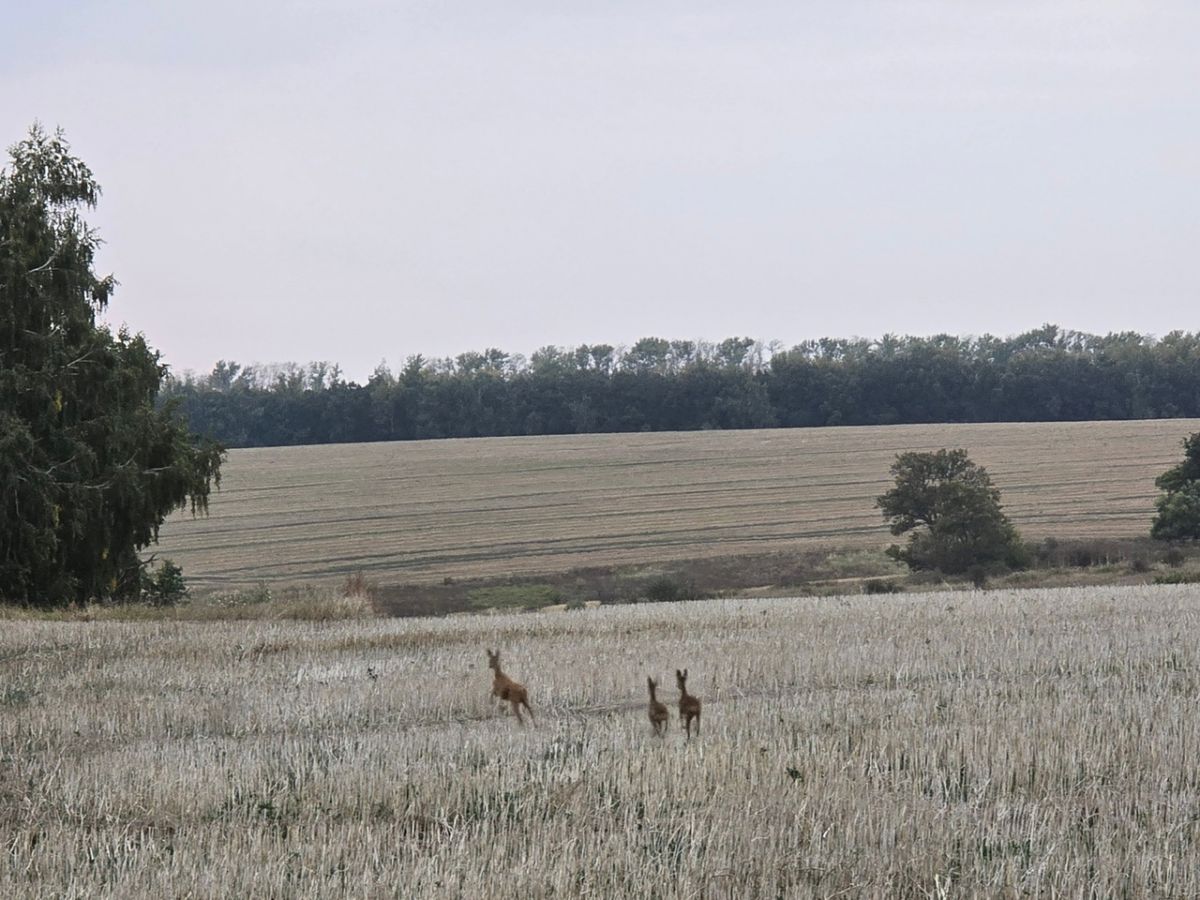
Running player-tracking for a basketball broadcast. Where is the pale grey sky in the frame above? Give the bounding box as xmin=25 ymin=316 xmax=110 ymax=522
xmin=4 ymin=1 xmax=1198 ymax=380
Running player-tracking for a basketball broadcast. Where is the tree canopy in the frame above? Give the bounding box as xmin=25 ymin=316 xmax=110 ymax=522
xmin=876 ymin=449 xmax=1027 ymax=575
xmin=1150 ymin=432 xmax=1200 ymax=542
xmin=0 ymin=125 xmax=223 ymax=605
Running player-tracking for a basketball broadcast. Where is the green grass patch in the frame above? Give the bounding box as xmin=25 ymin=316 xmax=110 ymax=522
xmin=466 ymin=583 xmax=563 ymax=610
xmin=823 ymin=549 xmax=904 ymax=579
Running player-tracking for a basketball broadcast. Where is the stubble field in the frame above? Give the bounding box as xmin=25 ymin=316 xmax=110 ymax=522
xmin=3 ymin=584 xmax=1200 ymax=897
xmin=153 ymin=419 xmax=1200 ymax=590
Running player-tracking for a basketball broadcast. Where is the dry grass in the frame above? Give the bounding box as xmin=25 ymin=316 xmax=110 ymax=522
xmin=3 ymin=584 xmax=1200 ymax=896
xmin=0 ymin=586 xmax=377 ymax=624
xmin=153 ymin=420 xmax=1200 ymax=590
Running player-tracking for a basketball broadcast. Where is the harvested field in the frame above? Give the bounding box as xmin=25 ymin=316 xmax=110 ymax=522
xmin=4 ymin=585 xmax=1200 ymax=896
xmin=153 ymin=420 xmax=1200 ymax=589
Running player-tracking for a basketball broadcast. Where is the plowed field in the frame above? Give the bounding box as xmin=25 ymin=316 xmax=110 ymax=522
xmin=153 ymin=420 xmax=1200 ymax=588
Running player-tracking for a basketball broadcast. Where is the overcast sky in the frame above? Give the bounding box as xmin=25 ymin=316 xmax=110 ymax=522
xmin=4 ymin=1 xmax=1197 ymax=380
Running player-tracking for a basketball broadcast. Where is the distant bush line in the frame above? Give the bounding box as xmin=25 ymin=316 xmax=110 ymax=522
xmin=161 ymin=325 xmax=1200 ymax=448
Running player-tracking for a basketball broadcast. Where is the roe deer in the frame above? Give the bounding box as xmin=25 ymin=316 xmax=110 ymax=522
xmin=676 ymin=668 xmax=701 ymax=739
xmin=486 ymin=649 xmax=534 ymax=724
xmin=647 ymin=677 xmax=669 ymax=736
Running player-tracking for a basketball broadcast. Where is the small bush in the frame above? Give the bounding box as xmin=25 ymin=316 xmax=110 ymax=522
xmin=1067 ymin=546 xmax=1097 ymax=568
xmin=863 ymin=579 xmax=902 ymax=595
xmin=1129 ymin=557 xmax=1151 ymax=574
xmin=907 ymin=570 xmax=945 ymax=587
xmin=141 ymin=559 xmax=187 ymax=606
xmin=589 ymin=579 xmax=620 ymax=604
xmin=1163 ymin=547 xmax=1186 ymax=568
xmin=564 ymin=597 xmax=587 ymax=611
xmin=643 ymin=577 xmax=683 ymax=602
xmin=1154 ymin=570 xmax=1200 ymax=585
xmin=342 ymin=571 xmax=375 ymax=599
xmin=238 ymin=583 xmax=273 ymax=605
xmin=1029 ymin=538 xmax=1171 ymax=572
xmin=967 ymin=565 xmax=989 ymax=589
xmin=1034 ymin=537 xmax=1059 ymax=566
xmin=641 ymin=576 xmax=705 ymax=603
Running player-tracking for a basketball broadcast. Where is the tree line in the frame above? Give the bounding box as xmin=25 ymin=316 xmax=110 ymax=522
xmin=163 ymin=326 xmax=1200 ymax=447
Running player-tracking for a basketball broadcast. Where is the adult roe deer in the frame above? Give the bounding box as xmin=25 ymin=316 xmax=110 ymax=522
xmin=647 ymin=677 xmax=669 ymax=736
xmin=486 ymin=649 xmax=534 ymax=725
xmin=676 ymin=668 xmax=701 ymax=739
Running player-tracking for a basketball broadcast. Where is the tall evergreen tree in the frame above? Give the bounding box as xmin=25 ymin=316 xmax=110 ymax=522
xmin=0 ymin=125 xmax=223 ymax=605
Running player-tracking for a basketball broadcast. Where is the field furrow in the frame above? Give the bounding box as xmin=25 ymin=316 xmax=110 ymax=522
xmin=154 ymin=420 xmax=1200 ymax=588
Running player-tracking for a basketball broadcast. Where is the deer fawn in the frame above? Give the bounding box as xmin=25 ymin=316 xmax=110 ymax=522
xmin=647 ymin=677 xmax=669 ymax=736
xmin=486 ymin=649 xmax=534 ymax=725
xmin=676 ymin=668 xmax=701 ymax=739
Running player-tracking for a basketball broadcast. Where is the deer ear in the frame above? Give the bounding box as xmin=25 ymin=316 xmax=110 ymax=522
xmin=683 ymin=668 xmax=688 ymax=678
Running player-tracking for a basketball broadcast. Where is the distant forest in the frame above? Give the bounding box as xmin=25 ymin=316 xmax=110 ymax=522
xmin=161 ymin=325 xmax=1200 ymax=448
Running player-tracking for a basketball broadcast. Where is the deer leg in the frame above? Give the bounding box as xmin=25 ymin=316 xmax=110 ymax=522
xmin=521 ymin=699 xmax=535 ymax=724
xmin=511 ymin=699 xmax=524 ymax=724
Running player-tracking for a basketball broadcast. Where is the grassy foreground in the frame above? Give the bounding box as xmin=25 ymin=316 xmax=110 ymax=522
xmin=3 ymin=585 xmax=1200 ymax=896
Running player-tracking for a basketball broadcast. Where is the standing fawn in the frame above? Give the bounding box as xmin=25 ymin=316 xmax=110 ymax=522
xmin=486 ymin=649 xmax=534 ymax=725
xmin=647 ymin=677 xmax=669 ymax=736
xmin=676 ymin=668 xmax=701 ymax=739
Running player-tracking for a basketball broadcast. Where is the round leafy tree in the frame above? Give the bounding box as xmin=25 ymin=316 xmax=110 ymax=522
xmin=876 ymin=448 xmax=1027 ymax=574
xmin=1151 ymin=432 xmax=1200 ymax=542
xmin=0 ymin=125 xmax=223 ymax=605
